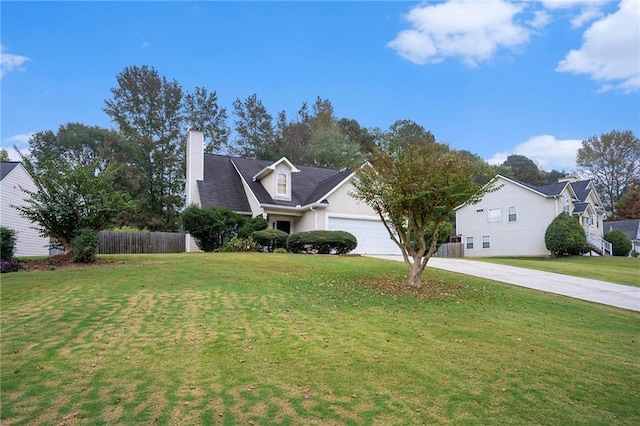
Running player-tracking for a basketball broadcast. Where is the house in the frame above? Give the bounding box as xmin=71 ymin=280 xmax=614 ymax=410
xmin=184 ymin=129 xmax=400 ymax=255
xmin=455 ymin=174 xmax=609 ymax=257
xmin=0 ymin=161 xmax=50 ymax=257
xmin=604 ymin=219 xmax=640 ymax=256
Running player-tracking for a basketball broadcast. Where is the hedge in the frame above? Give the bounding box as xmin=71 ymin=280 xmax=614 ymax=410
xmin=286 ymin=230 xmax=357 ymax=255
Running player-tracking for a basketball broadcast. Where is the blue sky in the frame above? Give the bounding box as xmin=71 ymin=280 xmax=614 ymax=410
xmin=2 ymin=0 xmax=639 ymax=172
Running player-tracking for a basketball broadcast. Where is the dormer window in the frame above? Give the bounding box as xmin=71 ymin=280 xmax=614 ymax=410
xmin=276 ymin=172 xmax=288 ymax=198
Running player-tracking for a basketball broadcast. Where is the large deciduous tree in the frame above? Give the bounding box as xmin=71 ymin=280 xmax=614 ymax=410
xmin=104 ymin=65 xmax=185 ymax=230
xmin=231 ymin=93 xmax=279 ymax=160
xmin=612 ymin=178 xmax=640 ymax=219
xmin=183 ymin=86 xmax=230 ymax=153
xmin=13 ymin=154 xmax=132 ymax=255
xmin=500 ymin=154 xmax=544 ymax=185
xmin=577 ymin=130 xmax=640 ymax=215
xmin=352 ymin=126 xmax=491 ymax=289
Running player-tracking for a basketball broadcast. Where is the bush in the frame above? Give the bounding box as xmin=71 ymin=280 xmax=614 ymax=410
xmin=182 ymin=205 xmax=242 ymax=252
xmin=286 ymin=230 xmax=357 ymax=255
xmin=1 ymin=226 xmax=17 ymax=260
xmin=0 ymin=259 xmax=22 ymax=273
xmin=238 ymin=217 xmax=268 ymax=238
xmin=71 ymin=228 xmax=99 ymax=263
xmin=221 ymin=236 xmax=258 ymax=252
xmin=273 ymin=248 xmax=288 ymax=254
xmin=604 ymin=230 xmax=632 ymax=256
xmin=252 ymin=229 xmax=289 ymax=252
xmin=544 ymin=213 xmax=588 ymax=256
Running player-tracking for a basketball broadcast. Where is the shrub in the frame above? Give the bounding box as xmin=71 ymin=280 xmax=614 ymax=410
xmin=252 ymin=229 xmax=289 ymax=252
xmin=71 ymin=228 xmax=99 ymax=263
xmin=1 ymin=259 xmax=22 ymax=273
xmin=221 ymin=236 xmax=258 ymax=252
xmin=604 ymin=230 xmax=632 ymax=256
xmin=0 ymin=226 xmax=17 ymax=260
xmin=286 ymin=230 xmax=357 ymax=255
xmin=544 ymin=213 xmax=588 ymax=256
xmin=273 ymin=248 xmax=288 ymax=254
xmin=238 ymin=217 xmax=268 ymax=238
xmin=182 ymin=205 xmax=242 ymax=252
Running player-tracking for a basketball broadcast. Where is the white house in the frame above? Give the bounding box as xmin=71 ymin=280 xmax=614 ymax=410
xmin=1 ymin=162 xmax=50 ymax=257
xmin=455 ymin=175 xmax=608 ymax=257
xmin=604 ymin=219 xmax=640 ymax=256
xmin=184 ymin=129 xmax=400 ymax=255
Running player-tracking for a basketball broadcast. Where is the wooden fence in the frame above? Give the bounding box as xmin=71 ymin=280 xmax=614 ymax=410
xmin=97 ymin=231 xmax=185 ymax=254
xmin=433 ymin=242 xmax=464 ymax=258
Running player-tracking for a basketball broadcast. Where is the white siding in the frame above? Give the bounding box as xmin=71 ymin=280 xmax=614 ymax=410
xmin=1 ymin=164 xmax=50 ymax=257
xmin=185 ymin=130 xmax=204 ymax=253
xmin=456 ymin=177 xmax=558 ymax=257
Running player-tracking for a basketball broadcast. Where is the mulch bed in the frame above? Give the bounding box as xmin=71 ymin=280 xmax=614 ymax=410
xmin=20 ymin=253 xmax=116 ymax=272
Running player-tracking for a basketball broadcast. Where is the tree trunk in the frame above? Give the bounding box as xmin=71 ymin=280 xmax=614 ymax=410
xmin=409 ymin=263 xmax=423 ymax=289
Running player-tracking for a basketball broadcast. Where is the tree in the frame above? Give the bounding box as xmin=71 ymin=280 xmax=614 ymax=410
xmin=307 ymin=128 xmax=363 ymax=169
xmin=544 ymin=213 xmax=588 ymax=257
xmin=13 ymin=154 xmax=132 ymax=255
xmin=104 ymin=65 xmax=185 ymax=230
xmin=501 ymin=154 xmax=544 ymax=185
xmin=612 ymin=178 xmax=640 ymax=219
xmin=378 ymin=119 xmax=435 ymax=152
xmin=604 ymin=230 xmax=632 ymax=256
xmin=231 ymin=93 xmax=278 ymax=160
xmin=0 ymin=149 xmax=10 ymax=162
xmin=183 ymin=86 xmax=230 ymax=153
xmin=352 ymin=138 xmax=492 ymax=289
xmin=577 ymin=130 xmax=640 ymax=215
xmin=337 ymin=118 xmax=376 ymax=156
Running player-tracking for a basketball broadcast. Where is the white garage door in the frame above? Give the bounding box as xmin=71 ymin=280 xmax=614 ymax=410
xmin=327 ymin=217 xmax=401 ymax=255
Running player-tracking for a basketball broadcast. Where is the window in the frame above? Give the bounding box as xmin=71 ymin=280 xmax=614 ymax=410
xmin=488 ymin=208 xmax=501 ymax=222
xmin=482 ymin=235 xmax=491 ymax=249
xmin=562 ymin=195 xmax=570 ymax=214
xmin=466 ymin=236 xmax=474 ymax=250
xmin=508 ymin=206 xmax=517 ymax=222
xmin=276 ymin=172 xmax=288 ymax=196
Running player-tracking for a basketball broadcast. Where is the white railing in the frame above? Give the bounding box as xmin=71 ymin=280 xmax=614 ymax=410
xmin=586 ymin=231 xmax=612 ymax=255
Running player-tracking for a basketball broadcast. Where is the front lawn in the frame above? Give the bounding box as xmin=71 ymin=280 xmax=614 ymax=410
xmin=1 ymin=253 xmax=638 ymax=425
xmin=477 ymin=256 xmax=640 ymax=287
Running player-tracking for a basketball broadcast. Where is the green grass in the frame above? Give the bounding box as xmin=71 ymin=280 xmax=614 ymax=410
xmin=1 ymin=253 xmax=639 ymax=425
xmin=477 ymin=256 xmax=640 ymax=287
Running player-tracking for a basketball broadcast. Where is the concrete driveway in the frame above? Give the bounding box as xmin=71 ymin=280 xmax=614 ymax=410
xmin=369 ymin=256 xmax=640 ymax=312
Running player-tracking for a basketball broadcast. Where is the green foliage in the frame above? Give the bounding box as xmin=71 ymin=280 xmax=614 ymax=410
xmin=1 ymin=226 xmax=17 ymax=260
xmin=0 ymin=148 xmax=10 ymax=162
xmin=577 ymin=130 xmax=640 ymax=215
xmin=14 ymin=155 xmax=132 ymax=255
xmin=544 ymin=213 xmax=588 ymax=256
xmin=238 ymin=217 xmax=268 ymax=238
xmin=221 ymin=236 xmax=258 ymax=252
xmin=273 ymin=247 xmax=288 ymax=254
xmin=604 ymin=230 xmax=632 ymax=256
xmin=353 ymin=127 xmax=492 ymax=288
xmin=109 ymin=226 xmax=150 ymax=233
xmin=183 ymin=86 xmax=230 ymax=153
xmin=181 ymin=205 xmax=242 ymax=252
xmin=500 ymin=154 xmax=544 ymax=185
xmin=286 ymin=230 xmax=357 ymax=255
xmin=252 ymin=229 xmax=289 ymax=252
xmin=71 ymin=228 xmax=99 ymax=263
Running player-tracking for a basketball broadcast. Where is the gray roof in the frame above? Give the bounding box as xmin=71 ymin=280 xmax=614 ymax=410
xmin=604 ymin=219 xmax=640 ymax=240
xmin=0 ymin=162 xmax=19 ymax=181
xmin=569 ymin=180 xmax=591 ymax=202
xmin=200 ymin=154 xmax=349 ymax=212
xmin=572 ymin=202 xmax=589 ymax=214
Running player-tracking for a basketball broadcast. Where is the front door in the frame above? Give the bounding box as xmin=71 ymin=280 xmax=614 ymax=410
xmin=276 ymin=220 xmax=291 ymax=234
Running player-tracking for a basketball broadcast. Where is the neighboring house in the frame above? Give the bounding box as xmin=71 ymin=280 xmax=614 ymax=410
xmin=455 ymin=174 xmax=608 ymax=257
xmin=184 ymin=129 xmax=400 ymax=255
xmin=604 ymin=219 xmax=640 ymax=256
xmin=0 ymin=161 xmax=50 ymax=257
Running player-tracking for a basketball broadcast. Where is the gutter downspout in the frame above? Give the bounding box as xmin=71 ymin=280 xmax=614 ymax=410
xmin=310 ymin=206 xmax=318 ymax=230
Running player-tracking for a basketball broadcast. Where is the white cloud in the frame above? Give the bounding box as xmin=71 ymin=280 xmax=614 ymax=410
xmin=555 ymin=0 xmax=640 ymax=93
xmin=541 ymin=0 xmax=607 ymax=28
xmin=487 ymin=135 xmax=583 ymax=171
xmin=0 ymin=45 xmax=30 ymax=78
xmin=388 ymin=0 xmax=531 ymax=66
xmin=1 ymin=133 xmax=33 ymax=161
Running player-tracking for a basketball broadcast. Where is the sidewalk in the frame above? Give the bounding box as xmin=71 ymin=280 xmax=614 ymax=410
xmin=369 ymin=256 xmax=640 ymax=312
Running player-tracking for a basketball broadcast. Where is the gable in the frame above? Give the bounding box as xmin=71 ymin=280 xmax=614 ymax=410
xmin=0 ymin=162 xmax=20 ymax=181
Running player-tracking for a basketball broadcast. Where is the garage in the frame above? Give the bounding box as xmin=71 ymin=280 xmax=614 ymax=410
xmin=327 ymin=216 xmax=401 ymax=255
